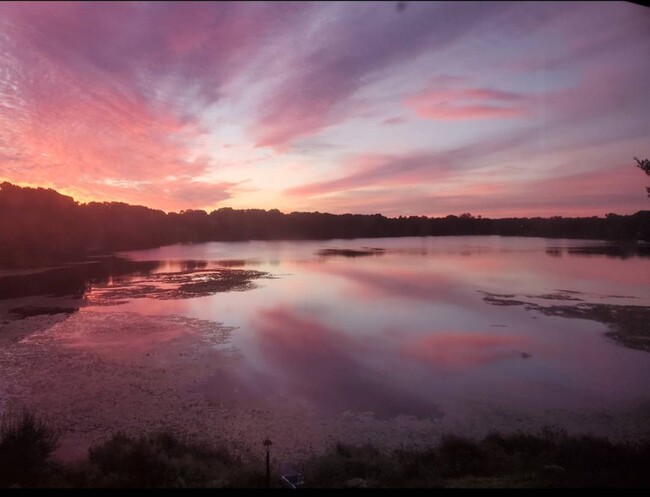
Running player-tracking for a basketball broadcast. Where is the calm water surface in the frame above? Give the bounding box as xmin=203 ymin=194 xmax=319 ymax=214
xmin=108 ymin=236 xmax=650 ymax=420
xmin=2 ymin=236 xmax=649 ymax=451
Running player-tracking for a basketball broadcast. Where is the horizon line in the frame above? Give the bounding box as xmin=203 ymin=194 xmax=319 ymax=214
xmin=1 ymin=181 xmax=648 ymax=222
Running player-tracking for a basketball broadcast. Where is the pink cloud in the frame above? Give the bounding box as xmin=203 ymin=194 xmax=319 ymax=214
xmin=0 ymin=2 xmax=307 ymax=209
xmin=157 ymin=179 xmax=238 ymax=211
xmin=55 ymin=177 xmax=238 ymax=213
xmin=405 ymin=86 xmax=528 ymax=121
xmin=283 ymin=159 xmax=648 ymax=218
xmin=285 ymin=151 xmax=459 ymax=197
xmin=446 ymin=163 xmax=647 ymax=218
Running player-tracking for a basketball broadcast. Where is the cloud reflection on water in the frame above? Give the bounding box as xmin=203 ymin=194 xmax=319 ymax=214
xmin=250 ymin=306 xmax=442 ymax=419
xmin=400 ymin=332 xmax=528 ymax=372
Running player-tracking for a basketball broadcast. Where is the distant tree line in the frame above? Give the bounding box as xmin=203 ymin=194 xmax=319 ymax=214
xmin=1 ymin=182 xmax=649 ymax=268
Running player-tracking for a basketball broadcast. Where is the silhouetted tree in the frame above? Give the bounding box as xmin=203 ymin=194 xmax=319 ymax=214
xmin=634 ymin=157 xmax=650 ymax=197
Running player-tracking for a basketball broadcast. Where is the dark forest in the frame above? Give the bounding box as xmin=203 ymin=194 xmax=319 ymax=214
xmin=1 ymin=182 xmax=648 ymax=268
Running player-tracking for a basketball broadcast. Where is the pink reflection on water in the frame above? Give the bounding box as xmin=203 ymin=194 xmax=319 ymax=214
xmin=35 ymin=311 xmax=225 ymax=363
xmin=401 ymin=332 xmax=528 ymax=372
xmin=250 ymin=306 xmax=441 ymax=419
xmin=530 ymin=254 xmax=649 ymax=288
xmin=300 ymin=246 xmax=650 ymax=302
xmin=301 ymin=261 xmax=469 ymax=305
xmin=81 ymin=237 xmax=650 ymax=421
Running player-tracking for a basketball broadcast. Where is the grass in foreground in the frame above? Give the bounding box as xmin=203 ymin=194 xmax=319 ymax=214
xmin=302 ymin=428 xmax=650 ymax=488
xmin=1 ymin=411 xmax=649 ymax=488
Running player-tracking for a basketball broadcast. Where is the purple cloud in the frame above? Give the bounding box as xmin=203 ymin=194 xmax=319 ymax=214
xmin=250 ymin=1 xmax=513 ymax=150
xmin=381 ymin=117 xmax=407 ymax=126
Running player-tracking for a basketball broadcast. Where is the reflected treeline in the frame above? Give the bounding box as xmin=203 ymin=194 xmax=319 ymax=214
xmin=546 ymin=243 xmax=650 ymax=259
xmin=0 ymin=257 xmax=161 ymax=300
xmin=317 ymin=248 xmax=386 ymax=258
xmin=178 ymin=260 xmax=208 ymax=272
xmin=2 ymin=182 xmax=649 ymax=268
xmin=0 ymin=257 xmax=269 ymax=303
xmin=214 ymin=260 xmax=248 ymax=268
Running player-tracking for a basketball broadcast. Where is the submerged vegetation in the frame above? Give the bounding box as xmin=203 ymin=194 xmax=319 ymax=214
xmin=1 ymin=182 xmax=649 ymax=268
xmin=87 ymin=267 xmax=274 ymax=302
xmin=481 ymin=291 xmax=650 ymax=352
xmin=1 ymin=411 xmax=649 ymax=488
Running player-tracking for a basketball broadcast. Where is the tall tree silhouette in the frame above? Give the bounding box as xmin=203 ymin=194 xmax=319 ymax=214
xmin=634 ymin=157 xmax=650 ymax=197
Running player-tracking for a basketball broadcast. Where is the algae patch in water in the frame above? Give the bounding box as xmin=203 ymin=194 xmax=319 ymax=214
xmin=86 ymin=268 xmax=274 ymax=303
xmin=480 ymin=290 xmax=650 ymax=352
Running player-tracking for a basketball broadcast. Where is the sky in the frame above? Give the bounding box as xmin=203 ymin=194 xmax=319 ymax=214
xmin=0 ymin=1 xmax=649 ymax=218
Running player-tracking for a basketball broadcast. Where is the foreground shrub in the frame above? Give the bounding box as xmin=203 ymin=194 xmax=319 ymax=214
xmin=300 ymin=429 xmax=650 ymax=488
xmin=78 ymin=432 xmax=265 ymax=488
xmin=0 ymin=409 xmax=59 ymax=487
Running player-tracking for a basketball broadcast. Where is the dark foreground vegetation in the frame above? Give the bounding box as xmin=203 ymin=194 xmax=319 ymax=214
xmin=1 ymin=182 xmax=649 ymax=267
xmin=2 ymin=410 xmax=649 ymax=488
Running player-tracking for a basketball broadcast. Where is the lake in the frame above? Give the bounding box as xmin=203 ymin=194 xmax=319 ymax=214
xmin=1 ymin=236 xmax=649 ymax=462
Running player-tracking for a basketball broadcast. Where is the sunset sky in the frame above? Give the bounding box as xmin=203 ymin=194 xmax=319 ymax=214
xmin=1 ymin=1 xmax=649 ymax=217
